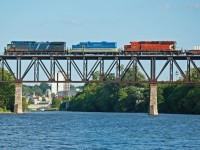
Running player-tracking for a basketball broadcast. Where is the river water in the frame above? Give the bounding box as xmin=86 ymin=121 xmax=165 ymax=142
xmin=0 ymin=111 xmax=200 ymax=150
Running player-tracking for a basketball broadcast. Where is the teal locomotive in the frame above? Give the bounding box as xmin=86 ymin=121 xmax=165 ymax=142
xmin=5 ymin=41 xmax=118 ymax=55
xmin=70 ymin=41 xmax=118 ymax=54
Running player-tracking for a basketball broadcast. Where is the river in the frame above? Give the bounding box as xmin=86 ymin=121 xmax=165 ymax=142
xmin=0 ymin=111 xmax=200 ymax=150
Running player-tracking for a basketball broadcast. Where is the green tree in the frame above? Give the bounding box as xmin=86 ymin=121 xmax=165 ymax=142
xmin=22 ymin=97 xmax=29 ymax=111
xmin=39 ymin=83 xmax=50 ymax=93
xmin=22 ymin=84 xmax=32 ymax=96
xmin=92 ymin=71 xmax=100 ymax=80
xmin=68 ymin=65 xmax=148 ymax=112
xmin=158 ymin=78 xmax=200 ymax=114
xmin=28 ymin=97 xmax=34 ymax=104
xmin=59 ymin=95 xmax=71 ymax=111
xmin=122 ymin=64 xmax=146 ymax=83
xmin=0 ymin=68 xmax=15 ymax=112
xmin=62 ymin=95 xmax=71 ymax=102
xmin=52 ymin=98 xmax=61 ymax=109
xmin=33 ymin=84 xmax=43 ymax=96
xmin=70 ymin=84 xmax=76 ymax=90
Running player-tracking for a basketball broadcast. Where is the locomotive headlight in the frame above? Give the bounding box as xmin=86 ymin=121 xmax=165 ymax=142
xmin=170 ymin=44 xmax=174 ymax=50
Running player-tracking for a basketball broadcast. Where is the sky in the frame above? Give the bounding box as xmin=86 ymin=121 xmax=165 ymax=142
xmin=0 ymin=0 xmax=200 ymax=52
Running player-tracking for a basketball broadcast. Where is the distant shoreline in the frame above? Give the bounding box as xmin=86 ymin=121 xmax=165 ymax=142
xmin=0 ymin=111 xmax=12 ymax=114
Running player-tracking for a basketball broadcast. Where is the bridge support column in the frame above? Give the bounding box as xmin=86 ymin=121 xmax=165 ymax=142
xmin=14 ymin=82 xmax=23 ymax=113
xmin=149 ymin=83 xmax=158 ymax=115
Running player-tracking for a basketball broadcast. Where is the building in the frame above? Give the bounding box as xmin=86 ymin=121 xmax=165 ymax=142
xmin=45 ymin=89 xmax=52 ymax=98
xmin=51 ymin=71 xmax=70 ymax=94
xmin=27 ymin=91 xmax=52 ymax=111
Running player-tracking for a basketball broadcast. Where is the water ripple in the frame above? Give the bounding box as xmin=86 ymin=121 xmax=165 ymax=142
xmin=0 ymin=112 xmax=200 ymax=150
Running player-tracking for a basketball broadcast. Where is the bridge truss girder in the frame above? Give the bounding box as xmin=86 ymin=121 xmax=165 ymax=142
xmin=0 ymin=55 xmax=200 ymax=84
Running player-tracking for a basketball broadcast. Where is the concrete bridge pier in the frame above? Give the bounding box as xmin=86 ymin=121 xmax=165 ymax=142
xmin=14 ymin=82 xmax=23 ymax=113
xmin=149 ymin=83 xmax=158 ymax=115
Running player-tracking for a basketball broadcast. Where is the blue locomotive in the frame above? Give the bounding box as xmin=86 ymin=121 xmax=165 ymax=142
xmin=70 ymin=41 xmax=118 ymax=54
xmin=5 ymin=41 xmax=119 ymax=55
xmin=6 ymin=41 xmax=66 ymax=55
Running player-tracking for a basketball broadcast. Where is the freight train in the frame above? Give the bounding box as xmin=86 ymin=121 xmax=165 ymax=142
xmin=4 ymin=40 xmax=199 ymax=55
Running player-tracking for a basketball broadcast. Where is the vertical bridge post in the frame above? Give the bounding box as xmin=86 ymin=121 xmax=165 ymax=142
xmin=14 ymin=82 xmax=23 ymax=113
xmin=149 ymin=83 xmax=158 ymax=115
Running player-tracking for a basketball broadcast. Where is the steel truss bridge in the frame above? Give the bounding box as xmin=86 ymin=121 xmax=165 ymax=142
xmin=0 ymin=55 xmax=200 ymax=84
xmin=1 ymin=55 xmax=200 ymax=115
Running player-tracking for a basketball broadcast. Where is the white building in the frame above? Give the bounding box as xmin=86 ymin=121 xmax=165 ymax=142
xmin=45 ymin=89 xmax=52 ymax=98
xmin=51 ymin=71 xmax=70 ymax=94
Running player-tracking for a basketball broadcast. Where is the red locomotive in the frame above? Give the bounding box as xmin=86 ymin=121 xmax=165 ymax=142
xmin=124 ymin=41 xmax=179 ymax=54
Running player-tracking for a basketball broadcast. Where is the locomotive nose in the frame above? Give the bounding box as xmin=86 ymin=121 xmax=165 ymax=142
xmin=170 ymin=44 xmax=175 ymax=50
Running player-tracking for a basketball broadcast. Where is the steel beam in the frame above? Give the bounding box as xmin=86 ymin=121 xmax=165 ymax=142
xmin=83 ymin=57 xmax=87 ymax=81
xmin=151 ymin=57 xmax=156 ymax=82
xmin=34 ymin=59 xmax=39 ymax=81
xmin=173 ymin=59 xmax=186 ymax=80
xmin=137 ymin=59 xmax=150 ymax=80
xmin=50 ymin=57 xmax=55 ymax=81
xmin=99 ymin=58 xmax=104 ymax=81
xmin=0 ymin=55 xmax=200 ymax=84
xmin=71 ymin=60 xmax=84 ymax=80
xmin=39 ymin=60 xmax=51 ymax=80
xmin=67 ymin=57 xmax=71 ymax=81
xmin=170 ymin=59 xmax=173 ymax=81
xmin=156 ymin=59 xmax=170 ymax=80
xmin=187 ymin=57 xmax=191 ymax=81
xmin=120 ymin=58 xmax=134 ymax=80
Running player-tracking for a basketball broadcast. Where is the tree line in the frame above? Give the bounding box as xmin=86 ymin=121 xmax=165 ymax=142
xmin=1 ymin=66 xmax=200 ymax=114
xmin=64 ymin=67 xmax=200 ymax=114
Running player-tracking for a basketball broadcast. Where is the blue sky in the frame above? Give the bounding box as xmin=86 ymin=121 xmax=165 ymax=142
xmin=0 ymin=0 xmax=200 ymax=52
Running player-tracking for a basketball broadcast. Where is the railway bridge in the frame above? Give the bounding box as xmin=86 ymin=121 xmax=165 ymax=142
xmin=1 ymin=55 xmax=200 ymax=115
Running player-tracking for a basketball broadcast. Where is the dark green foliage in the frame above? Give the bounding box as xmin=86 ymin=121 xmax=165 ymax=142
xmin=67 ymin=65 xmax=148 ymax=112
xmin=52 ymin=98 xmax=61 ymax=109
xmin=158 ymin=84 xmax=200 ymax=114
xmin=22 ymin=97 xmax=29 ymax=111
xmin=67 ymin=83 xmax=150 ymax=112
xmin=23 ymin=83 xmax=50 ymax=96
xmin=28 ymin=97 xmax=34 ymax=104
xmin=22 ymin=85 xmax=32 ymax=96
xmin=70 ymin=84 xmax=76 ymax=90
xmin=32 ymin=84 xmax=43 ymax=96
xmin=0 ymin=68 xmax=15 ymax=112
xmin=67 ymin=66 xmax=200 ymax=114
xmin=39 ymin=83 xmax=50 ymax=93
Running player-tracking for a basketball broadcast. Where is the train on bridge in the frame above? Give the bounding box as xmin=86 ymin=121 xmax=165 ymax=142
xmin=4 ymin=40 xmax=200 ymax=55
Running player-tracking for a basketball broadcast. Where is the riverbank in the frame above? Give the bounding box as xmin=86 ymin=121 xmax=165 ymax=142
xmin=0 ymin=111 xmax=12 ymax=114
